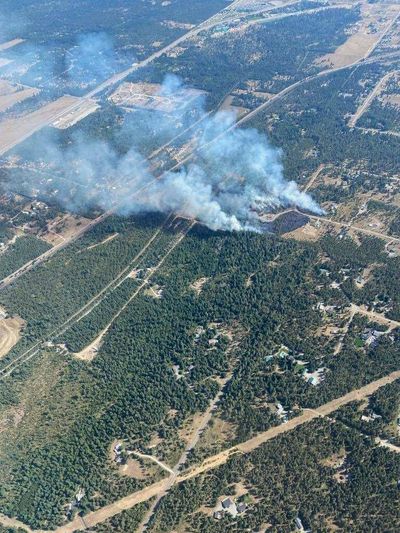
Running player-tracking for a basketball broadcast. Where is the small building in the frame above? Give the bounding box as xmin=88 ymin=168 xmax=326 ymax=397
xmin=222 ymin=498 xmax=233 ymax=510
xmin=214 ymin=511 xmax=223 ymax=520
xmin=295 ymin=516 xmax=304 ymax=531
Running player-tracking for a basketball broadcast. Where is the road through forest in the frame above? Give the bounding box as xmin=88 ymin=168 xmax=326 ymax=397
xmin=47 ymin=369 xmax=400 ymax=533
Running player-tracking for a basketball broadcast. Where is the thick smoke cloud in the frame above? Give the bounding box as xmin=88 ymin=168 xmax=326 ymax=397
xmin=66 ymin=33 xmax=119 ymax=91
xmin=12 ymin=74 xmax=322 ymax=231
xmin=2 ymin=4 xmax=322 ymax=233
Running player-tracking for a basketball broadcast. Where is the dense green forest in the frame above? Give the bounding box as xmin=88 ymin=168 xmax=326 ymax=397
xmin=149 ymin=418 xmax=400 ymax=532
xmin=93 ymin=503 xmax=150 ymax=533
xmin=335 ymin=379 xmax=400 ymax=446
xmin=0 ymin=2 xmax=398 ymax=530
xmin=143 ymin=6 xmax=360 ymax=106
xmin=0 ymin=216 xmax=398 ymax=529
xmin=0 ymin=235 xmax=51 ymax=280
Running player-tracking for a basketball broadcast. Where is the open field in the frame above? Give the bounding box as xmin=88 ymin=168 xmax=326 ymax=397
xmin=0 ymin=80 xmax=40 ymax=113
xmin=0 ymin=96 xmax=94 ymax=155
xmin=0 ymin=314 xmax=24 ymax=359
xmin=317 ymin=4 xmax=400 ymax=68
xmin=39 ymin=214 xmax=93 ymax=246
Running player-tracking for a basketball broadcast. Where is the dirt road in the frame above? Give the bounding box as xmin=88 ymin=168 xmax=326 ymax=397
xmin=0 ymin=211 xmax=110 ymax=291
xmin=75 ymin=219 xmax=195 ymax=362
xmin=38 ymin=369 xmax=399 ymax=533
xmin=137 ymin=371 xmax=233 ymax=531
xmin=180 ymin=370 xmax=400 ymax=480
xmin=350 ymin=303 xmax=400 ymax=330
xmin=2 ymin=369 xmax=399 ymax=532
xmin=375 ymin=438 xmax=400 ymax=454
xmin=349 ymin=70 xmax=398 ymax=128
xmin=130 ymin=451 xmax=174 ymax=475
xmin=302 ymin=164 xmax=326 ymax=192
xmin=307 ymin=213 xmax=400 ymax=243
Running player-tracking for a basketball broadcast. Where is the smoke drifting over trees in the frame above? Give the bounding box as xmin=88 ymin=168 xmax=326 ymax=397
xmin=2 ymin=22 xmax=322 ymax=231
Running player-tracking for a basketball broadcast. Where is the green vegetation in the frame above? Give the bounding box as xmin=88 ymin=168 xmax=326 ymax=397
xmin=93 ymin=503 xmax=150 ymax=533
xmin=0 ymin=235 xmax=51 ymax=280
xmin=336 ymin=379 xmax=400 ymax=446
xmin=58 ymin=277 xmax=138 ymax=352
xmin=146 ymin=7 xmax=360 ymax=106
xmin=0 ymin=220 xmax=398 ymax=528
xmin=149 ymin=418 xmax=400 ymax=533
xmin=249 ymin=60 xmax=400 ymax=183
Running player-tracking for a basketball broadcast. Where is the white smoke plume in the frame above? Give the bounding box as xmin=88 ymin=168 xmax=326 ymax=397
xmin=9 ymin=74 xmax=323 ymax=232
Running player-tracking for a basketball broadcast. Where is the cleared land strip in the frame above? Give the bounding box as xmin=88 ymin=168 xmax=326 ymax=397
xmin=42 ymin=370 xmax=400 ymax=533
xmin=350 ymin=303 xmax=400 ymax=330
xmin=74 ymin=218 xmax=195 ymax=362
xmin=302 ymin=164 xmax=326 ymax=192
xmin=138 ymin=371 xmax=234 ymax=531
xmin=349 ymin=70 xmax=398 ymax=128
xmin=0 ymin=96 xmax=95 ymax=156
xmin=0 ymin=38 xmax=25 ymax=51
xmin=0 ymin=214 xmax=176 ymax=379
xmin=0 ymin=212 xmax=110 ymax=290
xmin=307 ymin=213 xmax=400 ymax=243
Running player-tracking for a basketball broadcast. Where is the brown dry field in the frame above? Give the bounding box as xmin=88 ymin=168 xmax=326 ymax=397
xmin=317 ymin=4 xmax=400 ymax=69
xmin=0 ymin=85 xmax=40 ymax=113
xmin=282 ymin=222 xmax=323 ymax=242
xmin=119 ymin=458 xmax=147 ymax=480
xmin=0 ymin=315 xmax=24 ymax=359
xmin=0 ymin=96 xmax=87 ymax=156
xmin=40 ymin=214 xmax=92 ymax=246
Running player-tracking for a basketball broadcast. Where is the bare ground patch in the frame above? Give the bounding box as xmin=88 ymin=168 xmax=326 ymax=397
xmin=0 ymin=315 xmax=24 ymax=359
xmin=120 ymin=459 xmax=147 ymax=480
xmin=190 ymin=277 xmax=209 ymax=295
xmin=282 ymin=221 xmax=324 ymax=242
xmin=40 ymin=214 xmax=92 ymax=245
xmin=74 ymin=335 xmax=102 ymax=362
xmin=316 ymin=4 xmax=400 ymax=69
xmin=86 ymin=232 xmax=119 ymax=250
